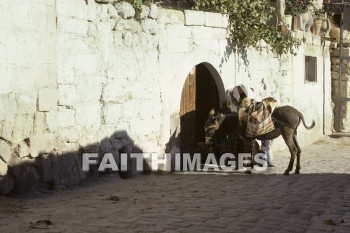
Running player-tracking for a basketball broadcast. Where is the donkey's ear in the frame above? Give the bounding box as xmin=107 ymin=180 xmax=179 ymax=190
xmin=209 ymin=107 xmax=216 ymax=116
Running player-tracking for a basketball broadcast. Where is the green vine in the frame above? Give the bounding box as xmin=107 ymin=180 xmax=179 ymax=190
xmin=182 ymin=0 xmax=301 ymax=55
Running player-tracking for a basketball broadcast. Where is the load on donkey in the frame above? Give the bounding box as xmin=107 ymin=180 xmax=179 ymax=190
xmin=204 ymin=85 xmax=315 ymax=175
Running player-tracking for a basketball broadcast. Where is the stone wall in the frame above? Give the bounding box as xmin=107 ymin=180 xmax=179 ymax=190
xmin=0 ymin=0 xmax=332 ymax=194
xmin=330 ymin=46 xmax=350 ymax=132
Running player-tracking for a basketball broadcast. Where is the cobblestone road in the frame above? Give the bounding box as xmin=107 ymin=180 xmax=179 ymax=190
xmin=0 ymin=136 xmax=349 ymax=233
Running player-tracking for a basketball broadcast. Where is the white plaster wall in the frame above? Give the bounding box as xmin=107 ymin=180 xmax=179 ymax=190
xmin=0 ymin=0 xmax=333 ymax=193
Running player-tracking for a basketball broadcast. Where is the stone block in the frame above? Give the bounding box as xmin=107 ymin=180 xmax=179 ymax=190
xmin=167 ymin=38 xmax=190 ymax=53
xmin=331 ymin=47 xmax=350 ymax=57
xmin=184 ymin=10 xmax=204 ymax=26
xmin=138 ymin=5 xmax=150 ymax=19
xmin=57 ymin=16 xmax=89 ymax=35
xmin=149 ymin=3 xmax=158 ymax=19
xmin=102 ymin=103 xmax=123 ymax=125
xmin=88 ymin=0 xmax=97 ymax=22
xmin=58 ymin=84 xmax=77 ymax=106
xmin=115 ymin=18 xmax=142 ymax=32
xmin=0 ymin=159 xmax=8 ymax=176
xmin=222 ymin=14 xmax=229 ymax=28
xmin=158 ymin=8 xmax=184 ymax=25
xmin=16 ymin=141 xmax=30 ymax=159
xmin=57 ymin=127 xmax=79 ymax=143
xmin=56 ymin=0 xmax=87 ymax=20
xmin=141 ymin=18 xmax=158 ymax=35
xmin=75 ymin=102 xmax=101 ymax=129
xmin=16 ymin=92 xmax=37 ymax=115
xmin=45 ymin=111 xmax=58 ymax=132
xmin=29 ymin=133 xmax=57 ymax=158
xmin=34 ymin=112 xmax=48 ymax=134
xmin=57 ymin=109 xmax=75 ymax=128
xmin=76 ymin=76 xmax=103 ymax=103
xmin=12 ymin=114 xmax=34 ymax=143
xmin=0 ymin=93 xmax=17 ymax=121
xmin=166 ymin=24 xmax=191 ymax=38
xmin=38 ymin=88 xmax=58 ymax=112
xmin=191 ymin=26 xmax=213 ymax=39
xmin=0 ymin=140 xmax=11 ymax=163
xmin=114 ymin=1 xmax=135 ymax=19
xmin=204 ymin=12 xmax=223 ymax=28
xmin=107 ymin=3 xmax=119 ymax=19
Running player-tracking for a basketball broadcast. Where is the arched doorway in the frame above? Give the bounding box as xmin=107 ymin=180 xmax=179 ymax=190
xmin=179 ymin=63 xmax=219 ymax=152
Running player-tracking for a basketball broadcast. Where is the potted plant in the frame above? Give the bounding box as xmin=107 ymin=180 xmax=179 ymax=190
xmin=312 ymin=7 xmax=325 ymax=35
xmin=285 ymin=0 xmax=312 ymax=31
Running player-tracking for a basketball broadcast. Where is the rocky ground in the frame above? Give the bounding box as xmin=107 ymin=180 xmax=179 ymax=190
xmin=0 ymin=136 xmax=349 ymax=233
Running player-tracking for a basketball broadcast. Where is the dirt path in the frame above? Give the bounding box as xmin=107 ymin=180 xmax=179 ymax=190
xmin=0 ymin=136 xmax=349 ymax=233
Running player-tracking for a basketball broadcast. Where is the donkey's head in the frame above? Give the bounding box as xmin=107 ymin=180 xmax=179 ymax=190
xmin=204 ymin=108 xmax=226 ymax=147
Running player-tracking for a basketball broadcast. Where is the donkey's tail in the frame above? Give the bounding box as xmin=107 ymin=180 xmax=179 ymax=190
xmin=298 ymin=111 xmax=315 ymax=130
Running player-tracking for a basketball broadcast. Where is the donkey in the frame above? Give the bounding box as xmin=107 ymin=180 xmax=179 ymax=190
xmin=204 ymin=102 xmax=315 ymax=175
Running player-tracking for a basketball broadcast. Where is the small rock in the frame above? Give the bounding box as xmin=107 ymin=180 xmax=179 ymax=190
xmin=149 ymin=3 xmax=158 ymax=19
xmin=16 ymin=141 xmax=30 ymax=158
xmin=114 ymin=1 xmax=135 ymax=19
xmin=95 ymin=0 xmax=117 ymax=3
xmin=138 ymin=5 xmax=150 ymax=19
xmin=0 ymin=159 xmax=8 ymax=176
xmin=0 ymin=140 xmax=12 ymax=163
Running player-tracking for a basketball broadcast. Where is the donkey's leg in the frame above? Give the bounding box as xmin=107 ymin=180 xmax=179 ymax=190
xmin=281 ymin=128 xmax=298 ymax=175
xmin=292 ymin=130 xmax=302 ymax=174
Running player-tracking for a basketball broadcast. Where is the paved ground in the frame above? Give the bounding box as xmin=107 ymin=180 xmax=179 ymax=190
xmin=0 ymin=136 xmax=350 ymax=233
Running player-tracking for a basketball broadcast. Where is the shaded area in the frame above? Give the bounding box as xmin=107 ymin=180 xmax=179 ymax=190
xmin=0 ymin=131 xmax=150 ymax=195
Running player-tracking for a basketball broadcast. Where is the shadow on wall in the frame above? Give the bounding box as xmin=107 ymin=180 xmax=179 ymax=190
xmin=0 ymin=131 xmax=151 ymax=195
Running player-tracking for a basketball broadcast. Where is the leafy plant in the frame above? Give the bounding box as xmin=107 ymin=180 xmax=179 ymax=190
xmin=182 ymin=0 xmax=300 ymax=55
xmin=313 ymin=7 xmax=325 ymax=20
xmin=285 ymin=0 xmax=312 ymax=16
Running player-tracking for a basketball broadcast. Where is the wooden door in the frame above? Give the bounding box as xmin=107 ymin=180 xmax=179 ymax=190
xmin=180 ymin=67 xmax=196 ymax=152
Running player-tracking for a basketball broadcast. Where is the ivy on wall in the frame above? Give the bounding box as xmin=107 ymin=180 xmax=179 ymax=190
xmin=182 ymin=0 xmax=301 ymax=55
xmin=126 ymin=0 xmax=301 ymax=55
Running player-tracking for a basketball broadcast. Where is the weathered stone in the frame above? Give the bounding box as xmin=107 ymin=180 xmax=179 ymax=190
xmin=102 ymin=103 xmax=123 ymax=125
xmin=331 ymin=47 xmax=350 ymax=57
xmin=57 ymin=109 xmax=75 ymax=128
xmin=167 ymin=38 xmax=190 ymax=53
xmin=34 ymin=112 xmax=48 ymax=134
xmin=29 ymin=133 xmax=57 ymax=158
xmin=204 ymin=12 xmax=223 ymax=28
xmin=141 ymin=18 xmax=158 ymax=35
xmin=38 ymin=88 xmax=58 ymax=112
xmin=58 ymin=84 xmax=77 ymax=107
xmin=166 ymin=24 xmax=191 ymax=38
xmin=57 ymin=16 xmax=89 ymax=35
xmin=16 ymin=141 xmax=30 ymax=159
xmin=87 ymin=0 xmax=97 ymax=22
xmin=123 ymin=31 xmax=134 ymax=47
xmin=12 ymin=114 xmax=34 ymax=144
xmin=45 ymin=111 xmax=58 ymax=132
xmin=57 ymin=0 xmax=87 ymax=20
xmin=0 ymin=93 xmax=17 ymax=121
xmin=138 ymin=5 xmax=150 ymax=19
xmin=75 ymin=102 xmax=101 ymax=130
xmin=114 ymin=1 xmax=135 ymax=19
xmin=114 ymin=18 xmax=142 ymax=32
xmin=0 ymin=159 xmax=8 ymax=176
xmin=0 ymin=174 xmax=15 ymax=195
xmin=107 ymin=3 xmax=119 ymax=19
xmin=16 ymin=92 xmax=37 ymax=114
xmin=158 ymin=8 xmax=184 ymax=24
xmin=0 ymin=140 xmax=12 ymax=163
xmin=184 ymin=10 xmax=204 ymax=26
xmin=149 ymin=3 xmax=158 ymax=19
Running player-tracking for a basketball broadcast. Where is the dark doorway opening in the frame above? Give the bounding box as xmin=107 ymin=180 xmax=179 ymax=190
xmin=179 ymin=63 xmax=219 ymax=152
